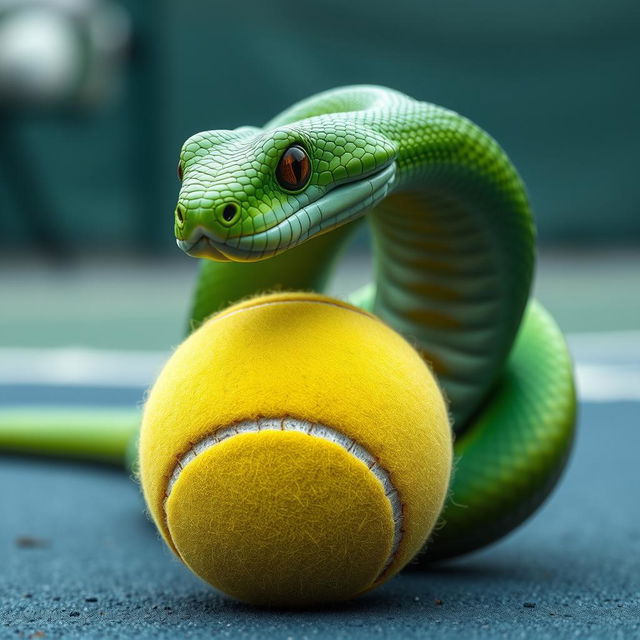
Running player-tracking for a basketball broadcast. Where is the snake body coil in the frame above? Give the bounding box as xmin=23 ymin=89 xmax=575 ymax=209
xmin=173 ymin=85 xmax=576 ymax=559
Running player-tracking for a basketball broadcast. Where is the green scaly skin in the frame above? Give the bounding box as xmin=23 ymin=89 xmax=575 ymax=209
xmin=0 ymin=85 xmax=576 ymax=561
xmin=175 ymin=85 xmax=576 ymax=560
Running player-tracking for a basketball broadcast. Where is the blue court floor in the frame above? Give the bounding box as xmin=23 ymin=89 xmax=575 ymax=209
xmin=1 ymin=399 xmax=638 ymax=639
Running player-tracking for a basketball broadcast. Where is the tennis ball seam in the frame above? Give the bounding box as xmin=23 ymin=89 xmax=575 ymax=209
xmin=162 ymin=416 xmax=404 ymax=580
xmin=212 ymin=295 xmax=379 ymax=325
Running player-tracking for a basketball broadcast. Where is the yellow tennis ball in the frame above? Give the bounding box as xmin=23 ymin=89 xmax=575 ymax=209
xmin=139 ymin=292 xmax=452 ymax=606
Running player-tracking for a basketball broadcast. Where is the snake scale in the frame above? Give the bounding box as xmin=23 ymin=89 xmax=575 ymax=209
xmin=174 ymin=85 xmax=576 ymax=560
xmin=1 ymin=85 xmax=576 ymax=562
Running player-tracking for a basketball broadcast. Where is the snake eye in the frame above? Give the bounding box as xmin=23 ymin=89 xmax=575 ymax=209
xmin=276 ymin=144 xmax=311 ymax=191
xmin=177 ymin=161 xmax=184 ymax=181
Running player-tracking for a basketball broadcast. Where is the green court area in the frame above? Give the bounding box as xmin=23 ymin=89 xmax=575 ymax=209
xmin=2 ymin=249 xmax=639 ymax=351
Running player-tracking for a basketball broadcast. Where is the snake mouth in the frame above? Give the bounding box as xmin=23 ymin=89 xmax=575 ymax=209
xmin=178 ymin=236 xmax=233 ymax=261
xmin=176 ymin=162 xmax=396 ymax=262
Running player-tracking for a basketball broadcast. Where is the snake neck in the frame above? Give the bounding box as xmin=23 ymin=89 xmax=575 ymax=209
xmin=370 ymin=186 xmax=533 ymax=430
xmin=372 ymin=100 xmax=534 ymax=429
xmin=273 ymin=86 xmax=535 ymax=429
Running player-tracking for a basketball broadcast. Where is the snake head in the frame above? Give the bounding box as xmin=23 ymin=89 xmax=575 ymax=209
xmin=174 ymin=122 xmax=397 ymax=261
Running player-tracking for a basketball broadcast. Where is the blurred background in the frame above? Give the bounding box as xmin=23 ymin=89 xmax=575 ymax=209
xmin=1 ymin=0 xmax=638 ymax=349
xmin=2 ymin=3 xmax=639 ymax=636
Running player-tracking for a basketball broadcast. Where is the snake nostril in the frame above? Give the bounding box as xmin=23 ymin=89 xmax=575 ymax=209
xmin=222 ymin=203 xmax=239 ymax=223
xmin=175 ymin=203 xmax=186 ymax=226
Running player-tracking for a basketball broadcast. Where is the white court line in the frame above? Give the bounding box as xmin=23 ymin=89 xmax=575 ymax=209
xmin=576 ymin=363 xmax=640 ymax=402
xmin=1 ymin=332 xmax=639 ymax=402
xmin=0 ymin=347 xmax=167 ymax=388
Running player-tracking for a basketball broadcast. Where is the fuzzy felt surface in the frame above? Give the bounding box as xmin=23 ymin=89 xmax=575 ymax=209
xmin=166 ymin=430 xmax=393 ymax=605
xmin=139 ymin=292 xmax=452 ymax=603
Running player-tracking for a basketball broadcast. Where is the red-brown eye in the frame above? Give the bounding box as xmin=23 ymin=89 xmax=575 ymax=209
xmin=177 ymin=161 xmax=184 ymax=181
xmin=276 ymin=144 xmax=311 ymax=191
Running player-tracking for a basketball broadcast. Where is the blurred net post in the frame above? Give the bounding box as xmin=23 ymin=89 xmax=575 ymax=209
xmin=0 ymin=0 xmax=169 ymax=259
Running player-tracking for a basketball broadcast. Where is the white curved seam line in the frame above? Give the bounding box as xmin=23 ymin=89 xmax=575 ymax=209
xmin=163 ymin=417 xmax=403 ymax=579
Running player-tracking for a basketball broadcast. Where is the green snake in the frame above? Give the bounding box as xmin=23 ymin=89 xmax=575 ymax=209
xmin=2 ymin=85 xmax=576 ymax=561
xmin=174 ymin=85 xmax=576 ymax=560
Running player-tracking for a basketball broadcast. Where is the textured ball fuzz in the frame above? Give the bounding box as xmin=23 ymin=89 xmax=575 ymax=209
xmin=139 ymin=292 xmax=452 ymax=606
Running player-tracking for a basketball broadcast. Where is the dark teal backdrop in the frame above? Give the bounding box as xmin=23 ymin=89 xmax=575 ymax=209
xmin=2 ymin=0 xmax=638 ymax=253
